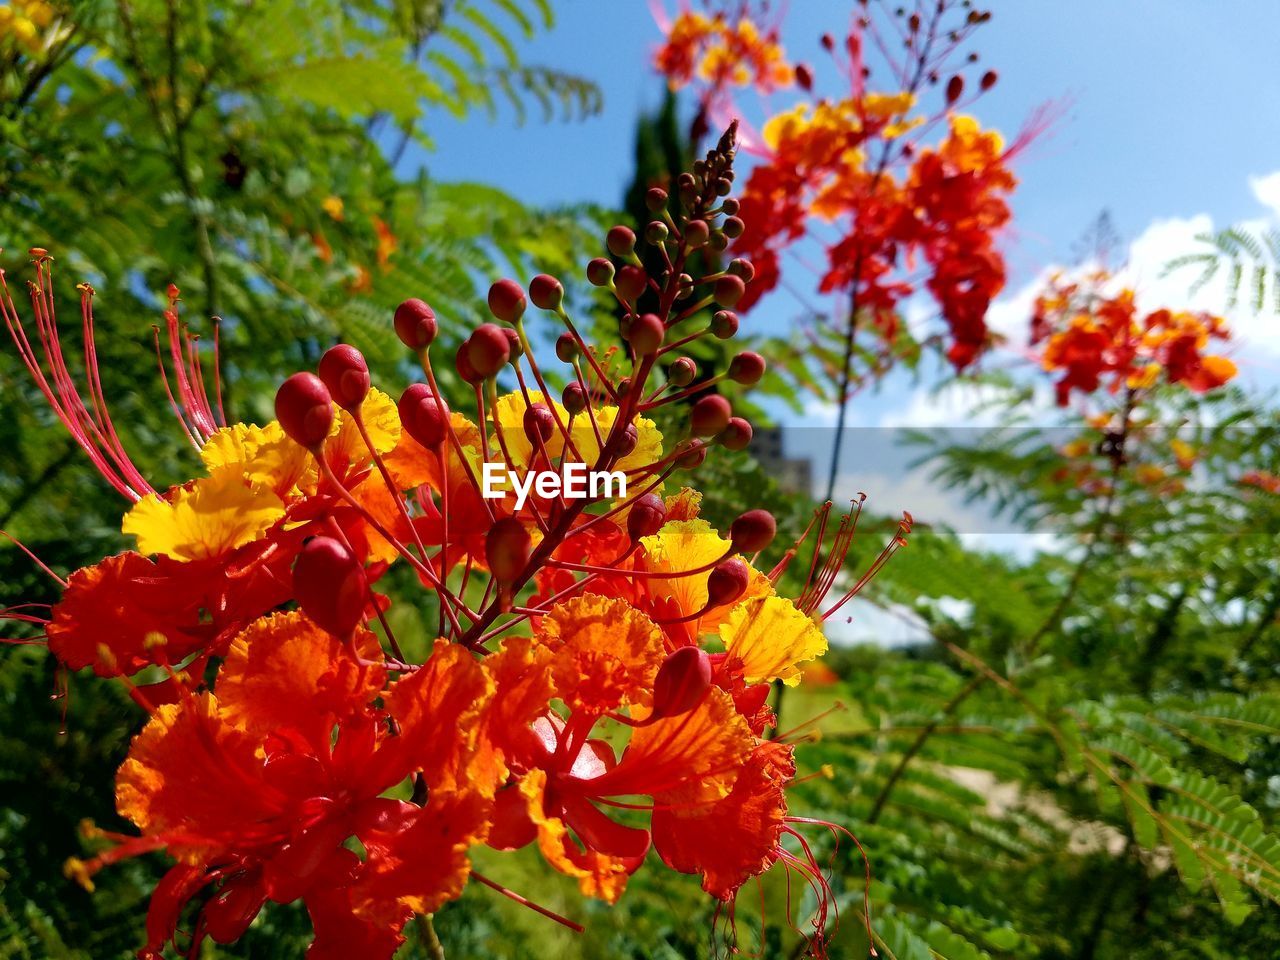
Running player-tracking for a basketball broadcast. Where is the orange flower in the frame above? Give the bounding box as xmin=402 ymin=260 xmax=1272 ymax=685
xmin=74 ymin=617 xmax=493 ymax=958
xmin=1031 ymin=273 xmax=1236 ymax=405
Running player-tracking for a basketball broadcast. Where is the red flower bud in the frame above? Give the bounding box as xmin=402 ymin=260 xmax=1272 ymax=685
xmin=615 ymin=422 xmax=639 ymax=458
xmin=562 ymin=382 xmax=587 ymax=415
xmin=606 ymin=225 xmax=637 ymax=258
xmin=487 ymin=279 xmax=527 ymax=323
xmin=727 ymin=258 xmax=755 ymax=282
xmin=980 ymin=69 xmax=998 ymax=90
xmin=728 ymin=351 xmax=766 ymax=385
xmin=946 ymin=74 xmax=964 ymax=104
xmin=721 ymin=198 xmax=740 ymax=217
xmin=486 ymin=516 xmax=531 ymax=584
xmin=651 ymin=646 xmax=712 ymax=718
xmin=455 ymin=341 xmax=482 ymax=384
xmin=317 ymin=344 xmax=370 ymax=411
xmin=645 ymin=187 xmax=669 ymax=212
xmin=627 ymin=492 xmax=666 ymax=540
xmin=293 ymin=536 xmax=367 ymax=638
xmin=668 ymin=356 xmax=697 ymax=387
xmin=644 ymin=220 xmax=669 ymax=245
xmin=684 ymin=220 xmax=710 ymax=248
xmin=393 ymin=298 xmax=438 ymax=350
xmin=795 ymin=63 xmax=813 ymax=91
xmin=628 ymin=313 xmax=665 ymax=355
xmin=719 ymin=416 xmax=753 ymax=451
xmin=615 ymin=265 xmax=648 ymax=302
xmin=586 ymin=257 xmax=615 ymax=287
xmin=707 ymin=557 xmax=750 ymax=608
xmin=722 ymin=216 xmax=745 ymax=240
xmin=674 ymin=439 xmax=707 ymax=470
xmin=714 ymin=274 xmax=746 ymax=308
xmin=711 ymin=310 xmax=739 ymax=339
xmin=556 ymin=332 xmax=580 ymax=363
xmin=523 ymin=403 xmax=555 ymax=445
xmin=502 ymin=327 xmax=524 ymax=362
xmin=690 ymin=394 xmax=731 ymax=437
xmin=399 ymin=384 xmax=449 ymax=448
xmin=275 ymin=372 xmax=333 ymax=449
xmin=730 ymin=509 xmax=776 ymax=554
xmin=529 ymin=274 xmax=564 ymax=311
xmin=467 ymin=323 xmax=512 ymax=378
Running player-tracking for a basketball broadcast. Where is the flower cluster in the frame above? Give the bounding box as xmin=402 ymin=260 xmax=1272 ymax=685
xmin=654 ymin=1 xmax=1022 ymax=374
xmin=654 ymin=4 xmax=794 ymax=99
xmin=1030 ymin=271 xmax=1237 ymax=407
xmin=2 ymin=128 xmax=907 ymax=958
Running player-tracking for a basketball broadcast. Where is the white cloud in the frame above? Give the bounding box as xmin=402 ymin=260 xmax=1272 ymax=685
xmin=1250 ymin=170 xmax=1280 ymax=220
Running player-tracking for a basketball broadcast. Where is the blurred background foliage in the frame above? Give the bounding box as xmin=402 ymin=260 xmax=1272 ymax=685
xmin=3 ymin=2 xmax=1280 ymax=959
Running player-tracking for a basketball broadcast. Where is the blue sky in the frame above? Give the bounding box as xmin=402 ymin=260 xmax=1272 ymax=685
xmin=405 ymin=1 xmax=1280 ymax=565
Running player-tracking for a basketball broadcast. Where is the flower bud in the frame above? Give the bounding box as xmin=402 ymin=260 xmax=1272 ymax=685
xmin=529 ymin=274 xmax=564 ymax=311
xmin=615 ymin=422 xmax=639 ymax=458
xmin=523 ymin=403 xmax=555 ymax=445
xmin=562 ymin=382 xmax=587 ymax=415
xmin=722 ymin=216 xmax=744 ymax=239
xmin=628 ymin=313 xmax=665 ymax=355
xmin=709 ymin=233 xmax=729 ymax=253
xmin=487 ymin=279 xmax=527 ymax=323
xmin=651 ymin=646 xmax=712 ymax=718
xmin=714 ymin=177 xmax=732 ymax=197
xmin=730 ymin=509 xmax=776 ymax=554
xmin=719 ymin=416 xmax=753 ymax=451
xmin=714 ymin=274 xmax=746 ymax=308
xmin=398 ymin=384 xmax=449 ymax=448
xmin=645 ymin=220 xmax=669 ymax=245
xmin=690 ymin=394 xmax=731 ymax=437
xmin=617 ymin=377 xmax=632 ymax=399
xmin=556 ymin=332 xmax=580 ymax=363
xmin=668 ymin=356 xmax=697 ymax=387
xmin=587 ymin=257 xmax=615 ymax=287
xmin=728 ymin=351 xmax=766 ymax=385
xmin=684 ymin=219 xmax=710 ymax=248
xmin=467 ymin=323 xmax=512 ymax=378
xmin=980 ymin=69 xmax=998 ymax=90
xmin=615 ymin=265 xmax=647 ymax=302
xmin=711 ymin=310 xmax=739 ymax=339
xmin=393 ymin=298 xmax=437 ymax=350
xmin=645 ymin=187 xmax=669 ymax=212
xmin=606 ymin=225 xmax=637 ymax=258
xmin=627 ymin=492 xmax=666 ymax=541
xmin=707 ymin=557 xmax=750 ymax=608
xmin=317 ymin=344 xmax=370 ymax=411
xmin=455 ymin=342 xmax=482 ymax=385
xmin=275 ymin=372 xmax=334 ymax=449
xmin=946 ymin=74 xmax=964 ymax=104
xmin=727 ymin=258 xmax=755 ymax=282
xmin=486 ymin=516 xmax=531 ymax=584
xmin=674 ymin=439 xmax=707 ymax=470
xmin=796 ymin=63 xmax=813 ymax=91
xmin=502 ymin=327 xmax=524 ymax=362
xmin=721 ymin=198 xmax=740 ymax=217
xmin=293 ymin=536 xmax=367 ymax=638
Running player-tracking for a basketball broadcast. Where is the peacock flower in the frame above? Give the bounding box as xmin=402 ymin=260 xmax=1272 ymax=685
xmin=3 ymin=123 xmax=907 ymax=958
xmin=1030 ymin=272 xmax=1237 ymax=407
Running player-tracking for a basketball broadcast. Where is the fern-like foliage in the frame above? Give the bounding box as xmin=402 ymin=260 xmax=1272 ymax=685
xmin=1163 ymin=225 xmax=1280 ymax=313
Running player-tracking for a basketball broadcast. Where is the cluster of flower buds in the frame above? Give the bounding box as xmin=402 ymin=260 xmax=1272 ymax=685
xmin=1 ymin=124 xmax=909 ymax=959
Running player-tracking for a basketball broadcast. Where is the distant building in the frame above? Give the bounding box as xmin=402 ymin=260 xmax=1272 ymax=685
xmin=750 ymin=426 xmax=812 ymax=495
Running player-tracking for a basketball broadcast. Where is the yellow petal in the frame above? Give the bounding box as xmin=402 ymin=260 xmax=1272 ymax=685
xmin=123 ymin=467 xmax=285 ymax=561
xmin=719 ymin=595 xmax=827 ymax=686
